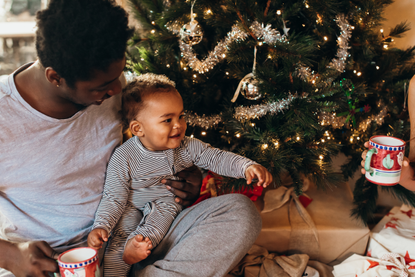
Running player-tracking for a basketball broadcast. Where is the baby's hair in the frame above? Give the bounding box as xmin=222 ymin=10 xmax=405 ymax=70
xmin=121 ymin=73 xmax=178 ymax=130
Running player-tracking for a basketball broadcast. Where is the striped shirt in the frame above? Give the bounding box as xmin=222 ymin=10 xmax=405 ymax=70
xmin=92 ymin=135 xmax=257 ymax=247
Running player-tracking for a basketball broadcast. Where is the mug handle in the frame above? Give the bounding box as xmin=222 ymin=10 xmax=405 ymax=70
xmin=364 ymin=148 xmax=377 ymax=174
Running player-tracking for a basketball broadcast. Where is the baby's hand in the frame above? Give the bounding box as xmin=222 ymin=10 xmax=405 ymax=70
xmin=245 ymin=164 xmax=273 ymax=188
xmin=87 ymin=228 xmax=108 ymax=250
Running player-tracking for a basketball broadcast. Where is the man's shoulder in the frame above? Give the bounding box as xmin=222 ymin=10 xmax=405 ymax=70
xmin=0 ymin=74 xmax=10 ymax=100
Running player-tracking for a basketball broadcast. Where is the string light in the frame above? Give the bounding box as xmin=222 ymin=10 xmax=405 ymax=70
xmin=151 ymin=29 xmax=155 ymax=34
xmin=262 ymin=144 xmax=268 ymax=150
xmin=357 ymin=72 xmax=362 ymax=76
xmin=276 ymin=10 xmax=281 ymax=15
xmin=205 ymin=9 xmax=212 ymax=15
xmin=319 ymin=155 xmax=324 ymax=160
xmin=324 ymin=36 xmax=328 ymax=41
xmin=236 ymin=133 xmax=241 ymax=138
xmin=201 ymin=131 xmax=206 ymax=136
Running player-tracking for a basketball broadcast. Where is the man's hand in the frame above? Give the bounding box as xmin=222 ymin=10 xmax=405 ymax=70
xmin=4 ymin=240 xmax=59 ymax=277
xmin=87 ymin=228 xmax=109 ymax=250
xmin=161 ymin=165 xmax=202 ymax=207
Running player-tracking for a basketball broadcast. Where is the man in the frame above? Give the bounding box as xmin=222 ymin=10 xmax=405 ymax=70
xmin=0 ymin=0 xmax=262 ymax=276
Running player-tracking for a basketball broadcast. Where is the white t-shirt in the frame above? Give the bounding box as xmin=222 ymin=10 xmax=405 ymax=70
xmin=0 ymin=64 xmax=122 ymax=258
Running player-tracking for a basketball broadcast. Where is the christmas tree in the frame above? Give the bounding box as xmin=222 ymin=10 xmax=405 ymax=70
xmin=124 ymin=0 xmax=415 ymax=223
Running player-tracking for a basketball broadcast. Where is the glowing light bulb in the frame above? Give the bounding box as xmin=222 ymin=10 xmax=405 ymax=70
xmin=276 ymin=10 xmax=281 ymax=15
xmin=201 ymin=131 xmax=206 ymax=136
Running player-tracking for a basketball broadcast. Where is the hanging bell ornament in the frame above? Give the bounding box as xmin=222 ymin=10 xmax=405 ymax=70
xmin=180 ymin=20 xmax=203 ymax=45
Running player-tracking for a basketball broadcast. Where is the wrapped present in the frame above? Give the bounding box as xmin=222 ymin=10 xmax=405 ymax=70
xmin=253 ymin=173 xmax=370 ymax=265
xmin=193 ymin=171 xmax=264 ymax=206
xmin=333 ymin=204 xmax=415 ymax=276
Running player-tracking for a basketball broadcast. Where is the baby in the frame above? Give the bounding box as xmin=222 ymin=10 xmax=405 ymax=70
xmin=88 ymin=73 xmax=272 ymax=276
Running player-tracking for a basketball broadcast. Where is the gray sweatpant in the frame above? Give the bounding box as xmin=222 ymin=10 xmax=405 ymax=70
xmin=129 ymin=193 xmax=262 ymax=277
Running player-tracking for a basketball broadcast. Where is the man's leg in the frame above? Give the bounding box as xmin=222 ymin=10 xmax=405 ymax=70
xmin=131 ymin=194 xmax=261 ymax=277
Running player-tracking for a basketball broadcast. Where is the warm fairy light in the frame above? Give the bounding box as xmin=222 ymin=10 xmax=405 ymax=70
xmin=201 ymin=131 xmax=206 ymax=136
xmin=351 ymin=26 xmax=355 ymax=29
xmin=383 ymin=45 xmax=388 ymax=49
xmin=274 ymin=141 xmax=279 ymax=146
xmin=141 ymin=58 xmax=144 ymax=61
xmin=321 ymin=139 xmax=325 ymax=143
xmin=319 ymin=155 xmax=324 ymax=160
xmin=251 ymin=123 xmax=255 ymax=127
xmin=236 ymin=133 xmax=241 ymax=138
xmin=276 ymin=10 xmax=281 ymax=15
xmin=151 ymin=21 xmax=155 ymax=25
xmin=376 ymin=66 xmax=380 ymax=70
xmin=184 ymin=67 xmax=187 ymax=71
xmin=262 ymin=144 xmax=268 ymax=150
xmin=225 ymin=72 xmax=229 ymax=75
xmin=193 ymin=74 xmax=197 ymax=78
xmin=350 ymin=137 xmax=353 ymax=142
xmin=226 ymin=131 xmax=229 ymax=133
xmin=353 ymin=70 xmax=356 ymax=73
xmin=166 ymin=64 xmax=170 ymax=68
xmin=327 ymin=137 xmax=331 ymax=140
xmin=357 ymin=72 xmax=362 ymax=76
xmin=305 ymin=3 xmax=309 ymax=8
xmin=302 ymin=24 xmax=305 ymax=27
xmin=205 ymin=9 xmax=212 ymax=15
xmin=190 ymin=134 xmax=194 ymax=138
xmin=324 ymin=36 xmax=328 ymax=41
xmin=258 ymin=42 xmax=263 ymax=46
xmin=222 ymin=53 xmax=226 ymax=58
xmin=357 ymin=137 xmax=360 ymax=140
xmin=151 ymin=29 xmax=155 ymax=34
xmin=296 ymin=136 xmax=300 ymax=141
xmin=380 ymin=29 xmax=384 ymax=33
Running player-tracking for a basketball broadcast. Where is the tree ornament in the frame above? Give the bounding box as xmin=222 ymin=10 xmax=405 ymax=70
xmin=180 ymin=1 xmax=203 ymax=46
xmin=231 ymin=47 xmax=261 ymax=102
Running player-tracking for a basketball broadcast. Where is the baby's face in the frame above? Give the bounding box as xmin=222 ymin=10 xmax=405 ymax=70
xmin=136 ymin=91 xmax=187 ymax=151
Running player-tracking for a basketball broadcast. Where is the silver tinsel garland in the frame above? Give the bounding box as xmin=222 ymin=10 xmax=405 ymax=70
xmin=296 ymin=14 xmax=352 ymax=81
xmin=166 ymin=21 xmax=287 ymax=73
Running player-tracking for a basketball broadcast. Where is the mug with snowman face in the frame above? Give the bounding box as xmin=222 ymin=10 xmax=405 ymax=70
xmin=364 ymin=136 xmax=405 ymax=186
xmin=56 ymin=247 xmax=100 ymax=277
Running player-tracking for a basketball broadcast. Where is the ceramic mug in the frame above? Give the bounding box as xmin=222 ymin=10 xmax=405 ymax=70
xmin=57 ymin=247 xmax=100 ymax=277
xmin=364 ymin=135 xmax=405 ymax=186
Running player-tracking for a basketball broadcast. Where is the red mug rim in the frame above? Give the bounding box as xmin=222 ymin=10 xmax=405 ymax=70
xmin=369 ymin=135 xmax=405 ymax=147
xmin=58 ymin=247 xmax=97 ymax=266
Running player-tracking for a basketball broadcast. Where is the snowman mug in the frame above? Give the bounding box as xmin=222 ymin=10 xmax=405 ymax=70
xmin=364 ymin=135 xmax=405 ymax=186
xmin=56 ymin=247 xmax=100 ymax=277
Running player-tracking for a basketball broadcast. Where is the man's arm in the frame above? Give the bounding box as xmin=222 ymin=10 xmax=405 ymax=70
xmin=0 ymin=239 xmax=58 ymax=276
xmin=162 ymin=165 xmax=202 ymax=208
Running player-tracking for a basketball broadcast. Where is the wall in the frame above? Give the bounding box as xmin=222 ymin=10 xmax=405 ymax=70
xmin=382 ymin=0 xmax=415 ymax=50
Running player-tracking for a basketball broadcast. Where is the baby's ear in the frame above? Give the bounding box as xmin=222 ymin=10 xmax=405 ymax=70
xmin=130 ymin=120 xmax=144 ymax=137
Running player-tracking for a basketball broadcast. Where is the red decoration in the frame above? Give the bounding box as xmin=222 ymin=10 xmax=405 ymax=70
xmin=366 ymin=250 xmax=372 ymax=257
xmin=364 ymin=104 xmax=370 ymax=113
xmin=366 ymin=260 xmax=379 ymax=270
xmin=386 ymin=265 xmax=397 ymax=270
xmin=298 ymin=194 xmax=313 ymax=208
xmin=390 ymin=217 xmax=399 ymax=222
xmin=384 ymin=222 xmax=398 ymax=229
xmin=401 ymin=210 xmax=413 ymax=218
xmin=404 ymin=251 xmax=415 ymax=264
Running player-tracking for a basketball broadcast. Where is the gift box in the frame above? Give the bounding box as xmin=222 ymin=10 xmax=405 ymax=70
xmin=253 ymin=174 xmax=370 ymax=265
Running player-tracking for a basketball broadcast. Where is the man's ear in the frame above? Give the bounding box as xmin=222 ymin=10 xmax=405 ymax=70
xmin=130 ymin=120 xmax=144 ymax=137
xmin=45 ymin=67 xmax=62 ymax=87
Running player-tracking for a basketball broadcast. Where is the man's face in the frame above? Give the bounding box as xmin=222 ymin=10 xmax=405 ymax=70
xmin=61 ymin=56 xmax=126 ymax=107
xmin=136 ymin=91 xmax=187 ymax=151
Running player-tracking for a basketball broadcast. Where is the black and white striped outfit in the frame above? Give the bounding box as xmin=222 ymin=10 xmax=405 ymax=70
xmin=93 ymin=136 xmax=257 ymax=276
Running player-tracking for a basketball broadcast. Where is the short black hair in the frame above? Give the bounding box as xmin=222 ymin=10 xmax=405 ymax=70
xmin=35 ymin=0 xmax=134 ymax=88
xmin=122 ymin=73 xmax=178 ymax=130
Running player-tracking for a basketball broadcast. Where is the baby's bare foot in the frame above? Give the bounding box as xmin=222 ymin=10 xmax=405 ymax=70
xmin=123 ymin=234 xmax=152 ymax=265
